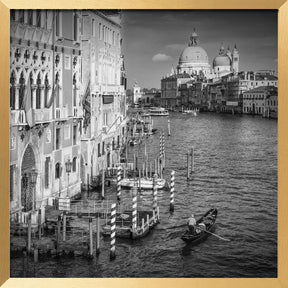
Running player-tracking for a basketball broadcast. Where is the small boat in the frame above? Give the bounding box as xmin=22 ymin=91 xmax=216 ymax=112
xmin=181 ymin=208 xmax=218 ymax=244
xmin=129 ymin=139 xmax=138 ymax=146
xmin=183 ymin=109 xmax=198 ymax=116
xmin=149 ymin=107 xmax=169 ymax=117
xmin=119 ymin=177 xmax=166 ymax=189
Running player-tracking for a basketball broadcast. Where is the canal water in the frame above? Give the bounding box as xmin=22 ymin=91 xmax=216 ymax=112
xmin=10 ymin=112 xmax=277 ymax=278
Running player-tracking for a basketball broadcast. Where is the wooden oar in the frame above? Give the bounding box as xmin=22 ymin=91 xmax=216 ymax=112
xmin=196 ymin=225 xmax=231 ymax=242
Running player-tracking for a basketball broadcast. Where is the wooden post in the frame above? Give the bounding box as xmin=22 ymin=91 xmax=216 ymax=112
xmin=110 ymin=203 xmax=116 ymax=260
xmin=33 ymin=248 xmax=38 ymax=263
xmin=89 ymin=217 xmax=93 ymax=258
xmin=168 ymin=119 xmax=171 ymax=136
xmin=142 ymin=218 xmax=144 ymax=231
xmin=170 ymin=170 xmax=175 ymax=212
xmin=56 ymin=215 xmax=61 ymax=255
xmin=147 ymin=214 xmax=150 ymax=228
xmin=135 ymin=156 xmax=138 ymax=171
xmin=38 ymin=208 xmax=42 ymax=240
xmin=138 ymin=168 xmax=141 ymax=192
xmin=132 ymin=186 xmax=138 ymax=234
xmin=101 ymin=170 xmax=105 ymax=200
xmin=154 ymin=158 xmax=157 ymax=176
xmin=123 ymin=165 xmax=126 ymax=179
xmin=87 ymin=174 xmax=90 ymax=196
xmin=117 ymin=166 xmax=121 ymax=202
xmin=153 ymin=174 xmax=158 ymax=217
xmin=187 ymin=152 xmax=190 ymax=179
xmin=96 ymin=217 xmax=100 ymax=255
xmin=162 ymin=132 xmax=166 ymax=168
xmin=157 ymin=157 xmax=160 ymax=176
xmin=133 ymin=153 xmax=136 ymax=172
xmin=63 ymin=212 xmax=66 ymax=241
xmin=191 ymin=147 xmax=195 ymax=173
xmin=27 ymin=214 xmax=32 ymax=254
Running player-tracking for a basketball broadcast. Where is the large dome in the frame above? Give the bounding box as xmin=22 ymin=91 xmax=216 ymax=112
xmin=179 ymin=46 xmax=209 ymax=64
xmin=213 ymin=55 xmax=231 ymax=67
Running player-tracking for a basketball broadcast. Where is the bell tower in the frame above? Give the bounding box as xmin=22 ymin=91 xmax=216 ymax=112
xmin=232 ymin=44 xmax=239 ymax=73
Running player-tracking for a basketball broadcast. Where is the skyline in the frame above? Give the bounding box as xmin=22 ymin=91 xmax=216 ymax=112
xmin=121 ymin=10 xmax=278 ymax=89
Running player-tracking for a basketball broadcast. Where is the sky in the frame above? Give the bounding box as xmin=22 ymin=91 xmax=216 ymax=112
xmin=121 ymin=10 xmax=278 ymax=89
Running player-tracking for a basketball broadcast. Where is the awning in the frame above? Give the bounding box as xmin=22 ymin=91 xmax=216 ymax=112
xmin=103 ymin=95 xmax=114 ymax=104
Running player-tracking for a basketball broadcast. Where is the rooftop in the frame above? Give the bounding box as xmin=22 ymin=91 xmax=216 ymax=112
xmin=243 ymin=86 xmax=278 ymax=94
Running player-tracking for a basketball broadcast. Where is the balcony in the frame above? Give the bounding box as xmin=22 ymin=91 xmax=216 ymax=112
xmin=55 ymin=106 xmax=68 ymax=120
xmin=10 ymin=110 xmax=26 ymax=126
xmin=35 ymin=108 xmax=53 ymax=123
xmin=73 ymin=107 xmax=83 ymax=118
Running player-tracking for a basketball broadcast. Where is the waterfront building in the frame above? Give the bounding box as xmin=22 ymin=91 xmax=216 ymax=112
xmin=80 ymin=10 xmax=127 ymax=187
xmin=9 ymin=10 xmax=127 ymax=219
xmin=132 ymin=82 xmax=143 ymax=105
xmin=10 ymin=10 xmax=83 ymax=218
xmin=161 ymin=29 xmax=240 ymax=109
xmin=177 ymin=30 xmax=211 ymax=77
xmin=242 ymin=86 xmax=277 ymax=115
xmin=212 ymin=44 xmax=239 ymax=78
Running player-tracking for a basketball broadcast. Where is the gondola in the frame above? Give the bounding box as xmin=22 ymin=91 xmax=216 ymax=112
xmin=181 ymin=208 xmax=218 ymax=244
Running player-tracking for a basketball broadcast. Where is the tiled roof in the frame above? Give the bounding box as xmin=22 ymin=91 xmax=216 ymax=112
xmin=243 ymin=86 xmax=278 ymax=94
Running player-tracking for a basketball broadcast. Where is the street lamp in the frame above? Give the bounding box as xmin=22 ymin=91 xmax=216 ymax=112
xmin=65 ymin=159 xmax=72 ymax=198
xmin=30 ymin=168 xmax=38 ymax=211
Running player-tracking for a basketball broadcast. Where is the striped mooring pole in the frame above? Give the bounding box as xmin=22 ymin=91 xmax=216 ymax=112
xmin=170 ymin=170 xmax=175 ymax=212
xmin=153 ymin=174 xmax=158 ymax=220
xmin=162 ymin=132 xmax=166 ymax=168
xmin=132 ymin=186 xmax=138 ymax=234
xmin=117 ymin=166 xmax=121 ymax=202
xmin=110 ymin=203 xmax=117 ymax=260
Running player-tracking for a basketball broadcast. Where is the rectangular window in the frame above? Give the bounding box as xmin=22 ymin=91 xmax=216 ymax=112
xmin=102 ymin=142 xmax=105 ymax=155
xmin=73 ymin=125 xmax=77 ymax=145
xmin=11 ymin=10 xmax=15 ymax=21
xmin=92 ymin=19 xmax=95 ymax=36
xmin=28 ymin=10 xmax=33 ymax=25
xmin=36 ymin=10 xmax=41 ymax=27
xmin=74 ymin=13 xmax=78 ymax=41
xmin=99 ymin=23 xmax=102 ymax=40
xmin=56 ymin=128 xmax=60 ymax=150
xmin=98 ymin=143 xmax=101 ymax=157
xmin=10 ymin=165 xmax=15 ymax=201
xmin=55 ymin=11 xmax=60 ymax=37
xmin=64 ymin=125 xmax=70 ymax=140
xmin=18 ymin=10 xmax=24 ymax=23
xmin=45 ymin=157 xmax=50 ymax=188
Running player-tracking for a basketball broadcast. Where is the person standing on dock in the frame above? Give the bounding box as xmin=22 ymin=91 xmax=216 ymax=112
xmin=187 ymin=214 xmax=196 ymax=234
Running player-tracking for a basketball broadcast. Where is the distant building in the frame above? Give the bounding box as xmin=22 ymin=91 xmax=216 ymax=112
xmin=242 ymin=86 xmax=277 ymax=115
xmin=132 ymin=82 xmax=143 ymax=104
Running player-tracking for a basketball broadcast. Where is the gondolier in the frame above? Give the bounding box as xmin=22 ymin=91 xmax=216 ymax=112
xmin=187 ymin=214 xmax=197 ymax=234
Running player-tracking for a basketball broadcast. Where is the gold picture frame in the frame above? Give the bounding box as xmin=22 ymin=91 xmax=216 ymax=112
xmin=0 ymin=0 xmax=287 ymax=287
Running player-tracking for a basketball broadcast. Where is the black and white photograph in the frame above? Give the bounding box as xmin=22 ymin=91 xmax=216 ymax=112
xmin=9 ymin=10 xmax=277 ymax=278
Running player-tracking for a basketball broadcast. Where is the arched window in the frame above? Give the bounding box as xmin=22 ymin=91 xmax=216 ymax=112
xmin=72 ymin=157 xmax=77 ymax=172
xmin=55 ymin=72 xmax=60 ymax=108
xmin=10 ymin=71 xmax=16 ymax=110
xmin=19 ymin=72 xmax=25 ymax=109
xmin=55 ymin=162 xmax=61 ymax=179
xmin=73 ymin=73 xmax=77 ymax=107
xmin=44 ymin=74 xmax=49 ymax=107
xmin=36 ymin=74 xmax=41 ymax=109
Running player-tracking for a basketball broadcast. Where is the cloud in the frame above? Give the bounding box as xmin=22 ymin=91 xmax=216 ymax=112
xmin=152 ymin=53 xmax=173 ymax=62
xmin=165 ymin=43 xmax=186 ymax=51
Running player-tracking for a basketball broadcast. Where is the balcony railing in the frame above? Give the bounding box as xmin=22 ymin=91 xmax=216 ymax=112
xmin=10 ymin=110 xmax=26 ymax=126
xmin=73 ymin=107 xmax=83 ymax=118
xmin=55 ymin=106 xmax=68 ymax=120
xmin=35 ymin=108 xmax=52 ymax=123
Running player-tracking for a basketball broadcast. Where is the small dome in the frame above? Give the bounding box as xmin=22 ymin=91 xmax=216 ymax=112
xmin=213 ymin=55 xmax=231 ymax=67
xmin=179 ymin=46 xmax=209 ymax=64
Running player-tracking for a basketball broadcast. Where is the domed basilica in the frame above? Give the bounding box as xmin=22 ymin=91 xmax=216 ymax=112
xmin=176 ymin=29 xmax=239 ymax=79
